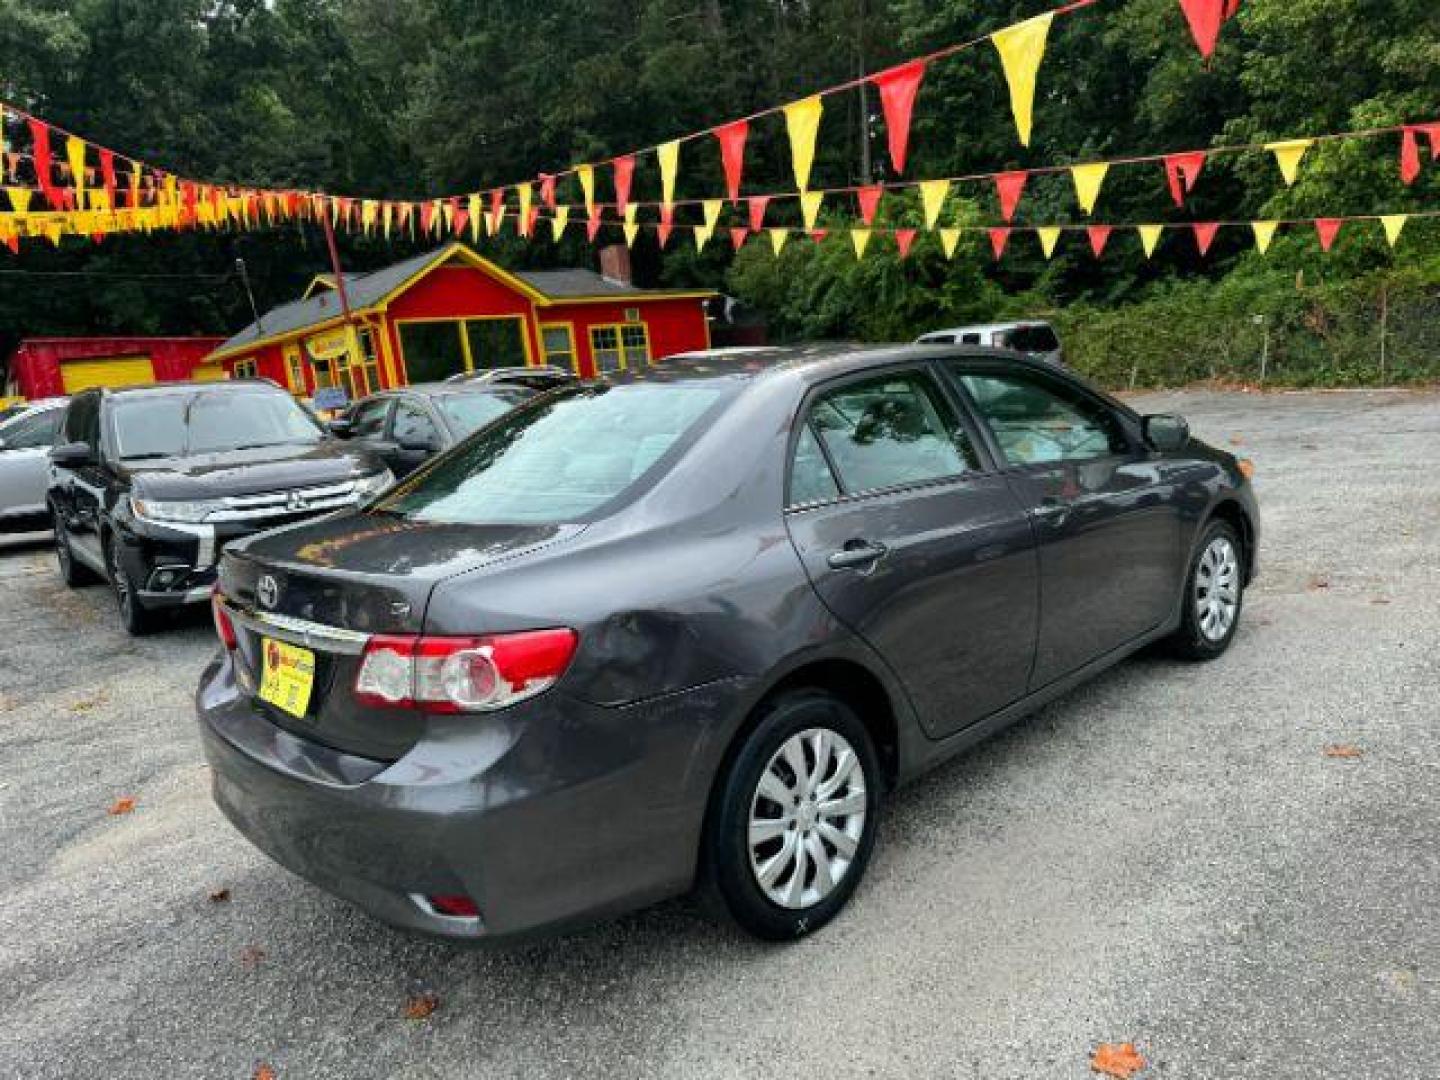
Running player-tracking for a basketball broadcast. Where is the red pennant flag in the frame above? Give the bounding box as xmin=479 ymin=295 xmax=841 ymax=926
xmin=539 ymin=173 xmax=557 ymax=210
xmin=1224 ymin=0 xmax=1242 ymax=15
xmin=61 ymin=187 xmax=76 ymax=210
xmin=612 ymin=155 xmax=635 ymax=211
xmin=1164 ymin=151 xmax=1206 ymax=207
xmin=419 ymin=200 xmax=435 ymax=235
xmin=857 ymin=184 xmax=884 ymax=226
xmin=1400 ymin=127 xmax=1422 ymax=185
xmin=1179 ymin=0 xmax=1226 ymax=59
xmin=894 ymin=229 xmax=917 ymax=259
xmin=1423 ymin=122 xmax=1440 ymax=160
xmin=100 ymin=150 xmax=117 ymax=205
xmin=715 ymin=120 xmax=749 ymax=202
xmin=455 ymin=206 xmax=471 ymax=237
xmin=809 ymin=230 xmax=829 ymax=244
xmin=1087 ymin=225 xmax=1112 ymax=257
xmin=1192 ymin=221 xmax=1220 ymax=255
xmin=658 ymin=204 xmax=675 ymax=248
xmin=182 ymin=181 xmax=199 ymax=225
xmin=587 ymin=206 xmax=603 ymax=242
xmin=489 ymin=189 xmax=506 ymax=233
xmin=994 ymin=171 xmax=1028 ymax=223
xmin=872 ymin=59 xmax=926 ymax=175
xmin=3 ymin=234 xmax=18 ymax=254
xmin=5 ymin=153 xmax=19 ymax=181
xmin=989 ymin=228 xmax=1011 ymax=260
xmin=526 ymin=206 xmax=540 ymax=237
xmin=28 ymin=119 xmax=60 ymax=208
xmin=729 ymin=227 xmax=748 ymax=252
xmin=747 ymin=195 xmax=771 ymax=233
xmin=1314 ymin=218 xmax=1342 ymax=252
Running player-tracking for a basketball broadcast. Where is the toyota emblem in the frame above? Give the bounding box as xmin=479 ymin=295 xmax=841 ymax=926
xmin=256 ymin=574 xmax=280 ymax=610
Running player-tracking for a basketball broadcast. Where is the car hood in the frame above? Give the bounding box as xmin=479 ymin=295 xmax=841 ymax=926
xmin=220 ymin=512 xmax=587 ymax=633
xmin=120 ymin=441 xmax=384 ymax=500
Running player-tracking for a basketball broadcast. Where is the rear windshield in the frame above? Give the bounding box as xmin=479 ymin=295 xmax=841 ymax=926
xmin=1002 ymin=325 xmax=1060 ymax=353
xmin=435 ymin=388 xmax=532 ymax=438
xmin=110 ymin=390 xmax=324 ymax=459
xmin=373 ymin=382 xmax=732 ymax=525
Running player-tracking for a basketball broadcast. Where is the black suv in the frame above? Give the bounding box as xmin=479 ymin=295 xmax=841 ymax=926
xmin=48 ymin=380 xmax=392 ymax=634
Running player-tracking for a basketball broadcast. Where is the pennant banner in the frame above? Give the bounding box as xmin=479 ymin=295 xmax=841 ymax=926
xmin=991 ymin=13 xmax=1053 ymax=147
xmin=784 ymin=96 xmax=825 ymax=192
xmin=873 ymin=60 xmax=926 ymax=175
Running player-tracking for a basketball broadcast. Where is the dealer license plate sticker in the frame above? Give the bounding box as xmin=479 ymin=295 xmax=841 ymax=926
xmin=259 ymin=637 xmax=316 ymax=719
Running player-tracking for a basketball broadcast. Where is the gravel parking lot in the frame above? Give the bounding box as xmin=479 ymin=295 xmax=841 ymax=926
xmin=1 ymin=388 xmax=1437 ymax=1079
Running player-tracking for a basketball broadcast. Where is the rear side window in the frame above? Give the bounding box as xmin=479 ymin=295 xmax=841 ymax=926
xmin=1004 ymin=325 xmax=1060 ymax=353
xmin=349 ymin=398 xmax=391 ymax=437
xmin=788 ymin=423 xmax=841 ymax=506
xmin=960 ymin=333 xmax=983 ymax=345
xmin=804 ymin=372 xmax=979 ymax=496
xmin=1 ymin=409 xmax=61 ymax=449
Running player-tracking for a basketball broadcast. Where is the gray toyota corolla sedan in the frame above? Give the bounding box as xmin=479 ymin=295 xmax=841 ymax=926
xmin=199 ymin=345 xmax=1258 ymax=942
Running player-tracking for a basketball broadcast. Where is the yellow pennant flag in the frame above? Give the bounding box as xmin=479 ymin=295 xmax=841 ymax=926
xmin=784 ymin=96 xmax=824 ymax=191
xmin=800 ymin=190 xmax=824 ymax=232
xmin=551 ymin=205 xmax=571 ymax=240
xmin=657 ymin=140 xmax=680 ymax=210
xmin=851 ymin=228 xmax=872 ymax=259
xmin=1137 ymin=224 xmax=1164 ymax=258
xmin=623 ymin=203 xmax=639 ymax=227
xmin=769 ymin=227 xmax=789 ymax=256
xmin=517 ymin=183 xmax=533 ymax=234
xmin=1380 ymin=214 xmax=1407 ymax=247
xmin=468 ymin=194 xmax=483 ymax=242
xmin=577 ymin=165 xmax=596 ymax=216
xmin=66 ymin=136 xmax=88 ymax=208
xmin=7 ymin=187 xmax=33 ymax=213
xmin=442 ymin=199 xmax=456 ymax=233
xmin=939 ymin=228 xmax=961 ymax=258
xmin=362 ymin=200 xmax=379 ymax=235
xmin=694 ymin=222 xmax=715 ymax=251
xmin=1036 ymin=226 xmax=1062 ymax=258
xmin=702 ymin=198 xmax=723 ymax=233
xmin=920 ymin=179 xmax=950 ymax=229
xmin=624 ymin=221 xmax=641 ymax=248
xmin=991 ymin=12 xmax=1053 ymax=147
xmin=1266 ymin=139 xmax=1313 ymax=186
xmin=382 ymin=201 xmax=393 ymax=240
xmin=1070 ymin=162 xmax=1109 ymax=215
xmin=128 ymin=162 xmax=141 ymax=210
xmin=1251 ymin=220 xmax=1279 ymax=254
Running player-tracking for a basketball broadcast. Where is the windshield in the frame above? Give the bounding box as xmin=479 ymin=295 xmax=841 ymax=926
xmin=373 ymin=382 xmax=732 ymax=525
xmin=435 ymin=389 xmax=532 ymax=438
xmin=111 ymin=390 xmax=324 ymax=459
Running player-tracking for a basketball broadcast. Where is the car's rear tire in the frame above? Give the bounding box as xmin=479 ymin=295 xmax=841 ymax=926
xmin=107 ymin=534 xmax=155 ymax=636
xmin=1167 ymin=519 xmax=1245 ymax=660
xmin=54 ymin=513 xmax=98 ymax=588
xmin=701 ymin=689 xmax=881 ymax=941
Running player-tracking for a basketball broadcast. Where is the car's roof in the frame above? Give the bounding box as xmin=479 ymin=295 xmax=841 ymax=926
xmin=919 ymin=321 xmax=1053 ymax=337
xmin=623 ymin=343 xmax=1025 ymax=384
xmin=367 ymin=382 xmax=535 ymax=400
xmin=100 ymin=378 xmax=285 ymax=398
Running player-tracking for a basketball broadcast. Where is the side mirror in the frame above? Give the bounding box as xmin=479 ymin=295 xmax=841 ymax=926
xmin=1143 ymin=414 xmax=1190 ymax=453
xmin=327 ymin=418 xmax=354 ymax=438
xmin=50 ymin=441 xmax=96 ymax=468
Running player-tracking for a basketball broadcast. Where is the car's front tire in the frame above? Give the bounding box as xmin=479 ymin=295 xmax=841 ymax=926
xmin=106 ymin=534 xmax=155 ymax=636
xmin=1167 ymin=519 xmax=1245 ymax=660
xmin=54 ymin=513 xmax=98 ymax=588
xmin=702 ymin=689 xmax=881 ymax=941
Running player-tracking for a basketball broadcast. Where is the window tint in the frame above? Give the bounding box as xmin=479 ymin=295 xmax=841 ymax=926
xmin=436 ymin=389 xmax=530 ymax=438
xmin=373 ymin=383 xmax=731 ymax=525
xmin=391 ymin=399 xmax=440 ymax=447
xmin=788 ymin=422 xmax=840 ymax=506
xmin=1 ymin=409 xmax=61 ymax=449
xmin=956 ymin=371 xmax=1126 ymax=465
xmin=808 ymin=372 xmax=979 ymax=495
xmin=349 ymin=398 xmax=391 ymax=438
xmin=960 ymin=333 xmax=982 ymax=345
xmin=1004 ymin=325 xmax=1060 ymax=353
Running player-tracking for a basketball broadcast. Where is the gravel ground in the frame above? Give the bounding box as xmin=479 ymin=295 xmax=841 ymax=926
xmin=1 ymin=389 xmax=1437 ymax=1079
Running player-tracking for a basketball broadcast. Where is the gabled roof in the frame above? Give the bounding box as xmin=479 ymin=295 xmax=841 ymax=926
xmin=211 ymin=242 xmax=715 ymax=360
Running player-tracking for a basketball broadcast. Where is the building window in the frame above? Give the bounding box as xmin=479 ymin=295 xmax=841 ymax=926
xmin=284 ymin=347 xmax=306 ymax=393
xmin=541 ymin=324 xmax=576 ymax=370
xmin=233 ymin=357 xmax=258 ymax=379
xmin=589 ymin=322 xmax=650 ymax=374
xmin=398 ymin=317 xmax=529 ymax=383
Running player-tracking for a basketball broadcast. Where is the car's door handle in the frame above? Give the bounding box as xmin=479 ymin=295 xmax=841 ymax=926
xmin=828 ymin=541 xmax=888 ymax=571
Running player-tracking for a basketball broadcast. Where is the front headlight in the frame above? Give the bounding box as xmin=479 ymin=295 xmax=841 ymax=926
xmin=352 ymin=469 xmax=394 ymax=502
xmin=131 ymin=496 xmax=224 ymax=524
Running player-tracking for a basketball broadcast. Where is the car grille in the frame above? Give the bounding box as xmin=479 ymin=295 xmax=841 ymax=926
xmin=205 ymin=479 xmax=363 ymax=523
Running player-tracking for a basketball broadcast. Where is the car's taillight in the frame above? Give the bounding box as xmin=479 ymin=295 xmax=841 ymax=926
xmin=354 ymin=629 xmax=578 ymax=713
xmin=212 ymin=590 xmax=238 ymax=651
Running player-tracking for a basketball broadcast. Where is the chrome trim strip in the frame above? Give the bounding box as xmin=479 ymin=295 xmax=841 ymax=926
xmin=205 ymin=494 xmax=359 ymax=523
xmin=222 ymin=599 xmax=372 ymax=655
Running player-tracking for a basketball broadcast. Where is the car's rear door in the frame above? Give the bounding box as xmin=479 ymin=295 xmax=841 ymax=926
xmin=784 ymin=366 xmax=1039 ymax=740
xmin=942 ymin=360 xmax=1180 ymax=689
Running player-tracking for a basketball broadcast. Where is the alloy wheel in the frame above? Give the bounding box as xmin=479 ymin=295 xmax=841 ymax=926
xmin=748 ymin=727 xmax=868 ymax=910
xmin=1194 ymin=535 xmax=1240 ymax=642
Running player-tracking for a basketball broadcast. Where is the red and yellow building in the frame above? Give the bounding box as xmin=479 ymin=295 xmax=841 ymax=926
xmin=208 ymin=243 xmax=715 ymax=399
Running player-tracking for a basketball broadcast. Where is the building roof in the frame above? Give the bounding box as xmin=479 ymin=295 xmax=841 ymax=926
xmin=211 ymin=243 xmax=714 ymax=360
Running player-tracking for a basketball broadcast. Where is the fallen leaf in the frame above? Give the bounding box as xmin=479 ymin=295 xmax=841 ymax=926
xmin=1301 ymin=443 xmax=1318 ymax=450
xmin=70 ymin=692 xmax=107 ymax=713
xmin=1324 ymin=744 xmax=1363 ymax=759
xmin=239 ymin=945 xmax=266 ymax=969
xmin=253 ymin=1065 xmax=276 ymax=1080
xmin=107 ymin=797 xmax=136 ymax=816
xmin=405 ymin=993 xmax=440 ymax=1020
xmin=1307 ymin=575 xmax=1331 ymax=591
xmin=1228 ymin=436 xmax=1244 ymax=446
xmin=1091 ymin=1042 xmax=1147 ymax=1078
xmin=1370 ymin=598 xmax=1391 ymax=605
xmin=208 ymin=887 xmax=231 ymax=904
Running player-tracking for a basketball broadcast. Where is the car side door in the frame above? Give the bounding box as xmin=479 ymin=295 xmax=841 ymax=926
xmin=942 ymin=361 xmax=1181 ymax=689
xmin=387 ymin=397 xmax=446 ymax=477
xmin=783 ymin=367 xmax=1039 ymax=740
xmin=56 ymin=392 xmax=108 ymax=568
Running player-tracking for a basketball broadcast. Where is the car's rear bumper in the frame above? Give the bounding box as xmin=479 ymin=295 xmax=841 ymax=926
xmin=196 ymin=652 xmax=751 ymax=940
